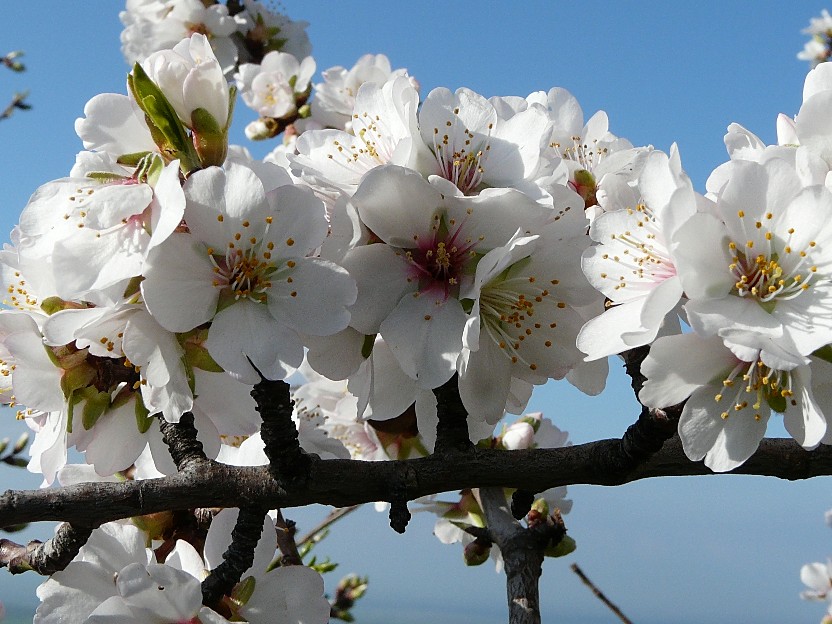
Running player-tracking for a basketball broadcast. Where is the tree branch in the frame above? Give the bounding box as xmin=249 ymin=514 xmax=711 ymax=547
xmin=1 ymin=437 xmax=831 ymax=528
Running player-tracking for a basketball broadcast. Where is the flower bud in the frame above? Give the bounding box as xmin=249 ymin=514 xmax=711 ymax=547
xmin=463 ymin=539 xmax=492 ymax=566
xmin=502 ymin=421 xmax=534 ymax=450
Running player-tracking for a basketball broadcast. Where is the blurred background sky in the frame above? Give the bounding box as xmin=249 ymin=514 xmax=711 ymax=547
xmin=1 ymin=2 xmax=832 ymax=623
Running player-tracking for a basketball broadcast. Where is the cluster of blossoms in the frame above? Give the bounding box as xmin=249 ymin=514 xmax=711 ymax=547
xmin=800 ymin=10 xmax=832 ymax=68
xmin=7 ymin=0 xmax=832 ymax=620
xmin=120 ymin=0 xmax=311 ymax=75
xmin=35 ymin=509 xmax=329 ymax=623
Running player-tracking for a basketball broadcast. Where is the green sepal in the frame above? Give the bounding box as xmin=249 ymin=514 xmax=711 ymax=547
xmin=40 ymin=296 xmax=69 ymax=316
xmin=135 ymin=396 xmax=153 ymax=434
xmin=60 ymin=363 xmax=96 ymax=399
xmin=544 ymin=535 xmax=576 ymax=558
xmin=361 ymin=334 xmax=376 ymax=359
xmin=766 ymin=392 xmax=787 ymax=414
xmin=231 ymin=575 xmax=256 ymax=606
xmin=225 ymin=85 xmax=237 ymax=131
xmin=128 ymin=63 xmax=200 ymax=174
xmin=136 ymin=152 xmax=165 ymax=186
xmin=116 ymin=151 xmax=152 ymax=167
xmin=191 ymin=106 xmax=228 ymax=168
xmin=813 ymin=344 xmax=832 ymax=364
xmin=183 ymin=340 xmax=224 ymax=373
xmin=122 ymin=276 xmax=144 ymax=301
xmin=0 ymin=438 xmax=8 ymax=456
xmin=78 ymin=387 xmax=112 ymax=430
xmin=85 ymin=171 xmax=131 ymax=184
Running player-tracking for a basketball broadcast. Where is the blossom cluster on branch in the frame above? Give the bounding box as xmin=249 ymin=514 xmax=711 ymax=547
xmin=2 ymin=2 xmax=832 ymax=623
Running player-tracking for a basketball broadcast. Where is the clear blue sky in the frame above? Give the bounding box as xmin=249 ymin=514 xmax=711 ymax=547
xmin=1 ymin=2 xmax=831 ymax=623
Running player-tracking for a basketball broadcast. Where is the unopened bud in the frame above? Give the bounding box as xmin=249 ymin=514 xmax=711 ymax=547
xmin=12 ymin=432 xmax=29 ymax=455
xmin=502 ymin=421 xmax=535 ymax=450
xmin=245 ymin=118 xmax=274 ymax=141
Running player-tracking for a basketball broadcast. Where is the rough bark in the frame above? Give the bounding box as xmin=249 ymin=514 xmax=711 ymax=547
xmin=2 ymin=436 xmax=830 ymax=529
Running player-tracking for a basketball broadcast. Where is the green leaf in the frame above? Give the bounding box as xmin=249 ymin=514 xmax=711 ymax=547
xmin=128 ymin=63 xmax=200 ymax=174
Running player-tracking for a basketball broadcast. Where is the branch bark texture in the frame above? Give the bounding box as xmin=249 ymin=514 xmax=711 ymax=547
xmin=2 ymin=436 xmax=830 ymax=529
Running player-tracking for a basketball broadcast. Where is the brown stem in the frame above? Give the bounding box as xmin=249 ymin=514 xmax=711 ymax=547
xmin=274 ymin=510 xmax=302 ymax=566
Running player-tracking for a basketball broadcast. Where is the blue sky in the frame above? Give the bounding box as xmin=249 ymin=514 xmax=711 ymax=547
xmin=1 ymin=2 xmax=831 ymax=623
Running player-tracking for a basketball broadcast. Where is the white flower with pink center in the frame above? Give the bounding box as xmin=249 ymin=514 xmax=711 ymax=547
xmin=343 ymin=165 xmax=550 ymax=389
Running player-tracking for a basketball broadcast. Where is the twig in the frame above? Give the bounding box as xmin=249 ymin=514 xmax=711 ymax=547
xmin=251 ymin=377 xmax=310 ymax=483
xmin=0 ymin=523 xmax=93 ymax=575
xmin=296 ymin=505 xmax=361 ymax=547
xmin=274 ymin=509 xmax=302 ymax=566
xmin=571 ymin=563 xmax=633 ymax=624
xmin=433 ymin=374 xmax=473 ymax=454
xmin=158 ymin=412 xmax=207 ymax=471
xmin=0 ymin=91 xmax=30 ymax=121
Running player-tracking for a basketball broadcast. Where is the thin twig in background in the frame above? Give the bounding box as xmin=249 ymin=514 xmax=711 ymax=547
xmin=297 ymin=505 xmax=361 ymax=547
xmin=571 ymin=563 xmax=633 ymax=624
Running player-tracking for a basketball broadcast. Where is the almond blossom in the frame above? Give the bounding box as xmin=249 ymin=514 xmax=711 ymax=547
xmin=640 ymin=333 xmax=832 ymax=472
xmin=141 ymin=161 xmax=357 ymax=383
xmin=675 ymin=158 xmax=832 ymax=368
xmin=343 ymin=164 xmax=550 ymax=390
xmin=577 ymin=146 xmax=698 ymax=360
